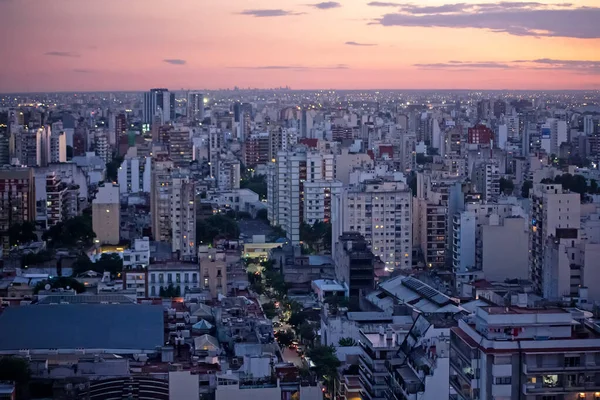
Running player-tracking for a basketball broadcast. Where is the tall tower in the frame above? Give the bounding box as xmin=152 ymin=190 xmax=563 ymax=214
xmin=143 ymin=88 xmax=171 ymax=124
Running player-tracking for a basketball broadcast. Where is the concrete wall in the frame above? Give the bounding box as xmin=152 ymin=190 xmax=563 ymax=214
xmin=482 ymin=218 xmax=529 ymax=282
xmin=169 ymin=371 xmax=200 ymax=400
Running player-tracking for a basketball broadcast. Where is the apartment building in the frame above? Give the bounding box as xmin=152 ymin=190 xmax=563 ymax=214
xmin=147 ymin=262 xmax=200 ymax=298
xmin=530 ymin=183 xmax=580 ymax=295
xmin=92 ymin=183 xmax=120 ymax=245
xmin=117 ymin=152 xmax=151 ymax=194
xmin=170 ymin=174 xmax=196 ymax=260
xmin=472 ymin=161 xmax=500 ymax=201
xmin=332 ymin=179 xmax=412 ymax=269
xmin=333 ymin=232 xmax=375 ymax=300
xmin=450 ymin=306 xmax=600 ymax=400
xmin=268 ymin=147 xmax=339 ymax=244
xmin=0 ymin=167 xmax=35 ymax=250
xmin=244 ymin=132 xmax=270 ymax=167
xmin=198 ymin=248 xmax=228 ymax=299
xmin=217 ymin=159 xmax=241 ymax=191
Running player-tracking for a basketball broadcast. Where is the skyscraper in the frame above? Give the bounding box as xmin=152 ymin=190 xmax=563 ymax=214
xmin=143 ymin=88 xmax=172 ymax=124
xmin=187 ymin=91 xmax=204 ymax=120
xmin=0 ymin=167 xmax=35 ymax=250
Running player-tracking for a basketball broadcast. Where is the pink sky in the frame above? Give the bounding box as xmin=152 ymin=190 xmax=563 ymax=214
xmin=0 ymin=0 xmax=599 ymax=91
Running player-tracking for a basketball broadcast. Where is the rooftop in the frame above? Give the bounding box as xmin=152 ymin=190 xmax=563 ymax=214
xmin=482 ymin=306 xmax=569 ymax=315
xmin=0 ymin=304 xmax=164 ymax=353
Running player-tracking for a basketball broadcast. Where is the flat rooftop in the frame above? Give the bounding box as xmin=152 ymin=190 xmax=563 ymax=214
xmin=483 ymin=306 xmax=569 ymax=315
xmin=0 ymin=304 xmax=164 ymax=352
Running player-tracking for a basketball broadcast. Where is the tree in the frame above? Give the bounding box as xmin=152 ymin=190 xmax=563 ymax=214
xmin=196 ymin=214 xmax=240 ymax=245
xmin=105 ymin=154 xmax=124 ymax=182
xmin=275 ymin=330 xmax=295 ymax=347
xmin=240 ymin=174 xmax=268 ymax=200
xmin=300 ymin=221 xmax=332 ymax=253
xmin=66 ymin=145 xmax=73 ymax=160
xmin=34 ymin=276 xmax=86 ymax=294
xmin=499 ymin=178 xmax=514 ymax=195
xmin=288 ymin=310 xmax=308 ymax=329
xmin=21 ymin=250 xmax=54 ymax=268
xmin=591 ymin=179 xmax=599 ymax=194
xmin=256 ymin=209 xmax=268 ymax=221
xmin=521 ymin=180 xmax=533 ymax=198
xmin=306 ymin=345 xmax=341 ymax=392
xmin=270 ymin=225 xmax=287 ymax=240
xmin=0 ymin=357 xmax=31 ymax=399
xmin=338 ymin=337 xmax=358 ymax=347
xmin=8 ymin=221 xmax=38 ymax=246
xmin=297 ymin=322 xmax=316 ymax=343
xmin=160 ymin=284 xmax=181 ymax=298
xmin=262 ymin=301 xmax=278 ymax=319
xmin=95 ymin=253 xmax=124 ymax=275
xmin=43 ymin=215 xmax=96 ymax=248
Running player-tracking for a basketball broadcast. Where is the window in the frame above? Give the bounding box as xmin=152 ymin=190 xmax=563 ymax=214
xmin=184 ymin=273 xmax=189 ymax=283
xmin=564 ymin=356 xmax=580 ymax=367
xmin=176 ymin=273 xmax=181 ymax=283
xmin=495 ymin=377 xmax=511 ymax=385
xmin=151 ymin=274 xmax=156 ymax=283
xmin=168 ymin=273 xmax=172 ymax=283
xmin=159 ymin=273 xmax=164 ymax=283
xmin=204 ymin=278 xmax=209 ymax=288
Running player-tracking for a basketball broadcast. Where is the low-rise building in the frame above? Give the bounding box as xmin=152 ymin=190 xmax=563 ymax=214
xmin=147 ymin=262 xmax=200 ymax=298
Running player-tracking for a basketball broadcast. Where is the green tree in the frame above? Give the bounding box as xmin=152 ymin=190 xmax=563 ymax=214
xmin=499 ymin=178 xmax=514 ymax=195
xmin=256 ymin=209 xmax=268 ymax=221
xmin=160 ymin=284 xmax=181 ymax=298
xmin=521 ymin=180 xmax=533 ymax=198
xmin=240 ymin=174 xmax=267 ymax=200
xmin=34 ymin=276 xmax=86 ymax=294
xmin=338 ymin=337 xmax=358 ymax=347
xmin=275 ymin=330 xmax=295 ymax=347
xmin=591 ymin=179 xmax=599 ymax=194
xmin=95 ymin=253 xmax=124 ymax=275
xmin=300 ymin=221 xmax=332 ymax=253
xmin=306 ymin=345 xmax=341 ymax=392
xmin=297 ymin=322 xmax=316 ymax=343
xmin=21 ymin=250 xmax=54 ymax=268
xmin=262 ymin=301 xmax=278 ymax=319
xmin=8 ymin=221 xmax=38 ymax=246
xmin=42 ymin=215 xmax=96 ymax=248
xmin=196 ymin=214 xmax=240 ymax=245
xmin=288 ymin=310 xmax=308 ymax=329
xmin=106 ymin=154 xmax=124 ymax=182
xmin=0 ymin=357 xmax=31 ymax=399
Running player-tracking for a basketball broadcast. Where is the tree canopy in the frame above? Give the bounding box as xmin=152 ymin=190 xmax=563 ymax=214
xmin=34 ymin=276 xmax=86 ymax=294
xmin=499 ymin=177 xmax=514 ymax=195
xmin=196 ymin=214 xmax=240 ymax=245
xmin=262 ymin=301 xmax=278 ymax=319
xmin=42 ymin=215 xmax=96 ymax=248
xmin=275 ymin=330 xmax=295 ymax=347
xmin=541 ymin=173 xmax=598 ymax=200
xmin=521 ymin=180 xmax=533 ymax=198
xmin=300 ymin=221 xmax=332 ymax=253
xmin=106 ymin=154 xmax=124 ymax=182
xmin=306 ymin=345 xmax=341 ymax=390
xmin=240 ymin=174 xmax=267 ymax=200
xmin=159 ymin=284 xmax=181 ymax=298
xmin=8 ymin=221 xmax=38 ymax=246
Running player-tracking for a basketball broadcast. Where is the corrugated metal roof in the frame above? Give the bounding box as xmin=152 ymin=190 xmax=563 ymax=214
xmin=0 ymin=304 xmax=164 ymax=352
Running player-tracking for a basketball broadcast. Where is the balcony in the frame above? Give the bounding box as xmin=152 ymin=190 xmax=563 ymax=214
xmin=523 ymin=362 xmax=600 ymax=374
xmin=522 ymin=381 xmax=600 ymax=394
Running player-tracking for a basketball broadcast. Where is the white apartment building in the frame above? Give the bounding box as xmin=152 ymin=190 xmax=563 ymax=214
xmin=217 ymin=159 xmax=241 ymax=191
xmin=92 ymin=183 xmax=120 ymax=245
xmin=171 ymin=174 xmax=196 ymax=260
xmin=332 ymin=180 xmax=412 ymax=269
xmin=147 ymin=263 xmax=200 ymax=298
xmin=123 ymin=237 xmax=151 ymax=269
xmin=268 ymin=147 xmax=338 ymax=244
xmin=94 ymin=134 xmax=109 ymax=164
xmin=472 ymin=161 xmax=500 ymax=201
xmin=541 ymin=118 xmax=568 ymax=156
xmin=117 ymin=152 xmax=151 ymax=194
xmin=530 ymin=183 xmax=581 ymax=295
xmin=50 ymin=131 xmax=66 ymax=163
xmin=451 ymin=306 xmax=600 ymax=400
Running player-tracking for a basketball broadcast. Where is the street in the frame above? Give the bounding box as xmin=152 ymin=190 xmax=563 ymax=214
xmin=282 ymin=346 xmax=304 ymax=367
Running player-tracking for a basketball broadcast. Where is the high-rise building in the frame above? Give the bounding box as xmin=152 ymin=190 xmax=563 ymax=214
xmin=530 ymin=183 xmax=580 ymax=295
xmin=450 ymin=306 xmax=600 ymax=400
xmin=217 ymin=159 xmax=241 ymax=191
xmin=244 ymin=132 xmax=271 ymax=168
xmin=0 ymin=167 xmax=35 ymax=250
xmin=92 ymin=183 xmax=120 ymax=245
xmin=50 ymin=130 xmax=67 ymax=163
xmin=170 ymin=174 xmax=196 ymax=260
xmin=467 ymin=124 xmax=494 ymax=146
xmin=150 ymin=158 xmax=196 ymax=260
xmin=94 ymin=134 xmax=110 ymax=164
xmin=268 ymin=147 xmax=338 ymax=244
xmin=167 ymin=128 xmax=193 ymax=167
xmin=472 ymin=161 xmax=500 ymax=201
xmin=143 ymin=88 xmax=172 ymax=124
xmin=332 ymin=180 xmax=412 ymax=269
xmin=117 ymin=153 xmax=151 ymax=194
xmin=187 ymin=91 xmax=204 ymax=120
xmin=334 ymin=232 xmax=375 ymax=300
xmin=584 ymin=115 xmax=595 ymax=136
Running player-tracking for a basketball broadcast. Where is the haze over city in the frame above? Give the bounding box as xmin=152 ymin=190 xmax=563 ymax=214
xmin=1 ymin=0 xmax=600 ymax=92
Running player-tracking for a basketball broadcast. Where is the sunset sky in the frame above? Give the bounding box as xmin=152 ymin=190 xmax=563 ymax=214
xmin=0 ymin=0 xmax=599 ymax=92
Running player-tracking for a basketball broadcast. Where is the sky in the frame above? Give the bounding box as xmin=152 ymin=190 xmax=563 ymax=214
xmin=0 ymin=0 xmax=599 ymax=92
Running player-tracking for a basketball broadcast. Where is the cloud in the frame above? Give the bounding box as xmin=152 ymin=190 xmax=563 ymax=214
xmin=414 ymin=59 xmax=600 ymax=74
xmin=239 ymin=9 xmax=304 ymax=17
xmin=230 ymin=64 xmax=349 ymax=71
xmin=373 ymin=3 xmax=600 ymax=38
xmin=44 ymin=51 xmax=80 ymax=58
xmin=163 ymin=59 xmax=187 ymax=65
xmin=414 ymin=61 xmax=513 ymax=69
xmin=308 ymin=2 xmax=341 ymax=9
xmin=367 ymin=2 xmax=402 ymax=6
xmin=72 ymin=69 xmax=93 ymax=73
xmin=345 ymin=41 xmax=377 ymax=46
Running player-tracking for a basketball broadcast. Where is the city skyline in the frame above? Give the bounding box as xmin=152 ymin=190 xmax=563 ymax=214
xmin=1 ymin=0 xmax=600 ymax=92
